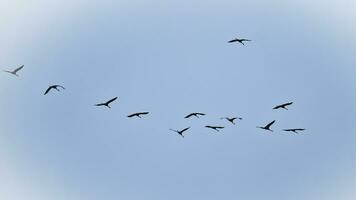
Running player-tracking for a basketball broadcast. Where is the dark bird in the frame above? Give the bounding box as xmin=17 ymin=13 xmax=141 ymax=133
xmin=169 ymin=127 xmax=190 ymax=138
xmin=185 ymin=112 xmax=206 ymax=119
xmin=205 ymin=125 xmax=224 ymax=132
xmin=127 ymin=112 xmax=149 ymax=118
xmin=257 ymin=120 xmax=275 ymax=132
xmin=273 ymin=102 xmax=293 ymax=110
xmin=283 ymin=128 xmax=305 ymax=134
xmin=228 ymin=38 xmax=251 ymax=45
xmin=3 ymin=65 xmax=24 ymax=76
xmin=95 ymin=97 xmax=118 ymax=108
xmin=44 ymin=85 xmax=65 ymax=95
xmin=221 ymin=117 xmax=242 ymax=125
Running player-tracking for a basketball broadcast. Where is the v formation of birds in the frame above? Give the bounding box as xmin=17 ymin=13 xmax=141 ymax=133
xmin=3 ymin=37 xmax=305 ymax=138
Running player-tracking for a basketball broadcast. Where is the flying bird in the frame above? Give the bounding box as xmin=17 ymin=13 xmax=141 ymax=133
xmin=221 ymin=117 xmax=243 ymax=125
xmin=44 ymin=85 xmax=65 ymax=95
xmin=283 ymin=128 xmax=305 ymax=134
xmin=95 ymin=97 xmax=118 ymax=108
xmin=205 ymin=125 xmax=224 ymax=132
xmin=185 ymin=112 xmax=206 ymax=119
xmin=127 ymin=112 xmax=149 ymax=118
xmin=3 ymin=65 xmax=24 ymax=76
xmin=169 ymin=127 xmax=190 ymax=138
xmin=273 ymin=102 xmax=293 ymax=110
xmin=257 ymin=120 xmax=275 ymax=132
xmin=228 ymin=38 xmax=251 ymax=45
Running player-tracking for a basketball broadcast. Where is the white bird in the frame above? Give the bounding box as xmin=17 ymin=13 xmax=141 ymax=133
xmin=169 ymin=127 xmax=190 ymax=138
xmin=220 ymin=117 xmax=243 ymax=125
xmin=95 ymin=97 xmax=118 ymax=108
xmin=228 ymin=38 xmax=251 ymax=45
xmin=44 ymin=85 xmax=65 ymax=95
xmin=3 ymin=65 xmax=24 ymax=76
xmin=283 ymin=128 xmax=305 ymax=134
xmin=257 ymin=120 xmax=275 ymax=132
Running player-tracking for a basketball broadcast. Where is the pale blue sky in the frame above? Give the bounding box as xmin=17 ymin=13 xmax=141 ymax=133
xmin=1 ymin=1 xmax=356 ymax=200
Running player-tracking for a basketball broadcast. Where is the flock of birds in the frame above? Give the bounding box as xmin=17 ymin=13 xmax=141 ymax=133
xmin=3 ymin=37 xmax=305 ymax=138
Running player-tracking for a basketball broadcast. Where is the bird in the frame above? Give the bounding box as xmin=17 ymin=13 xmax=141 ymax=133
xmin=228 ymin=38 xmax=251 ymax=45
xmin=220 ymin=117 xmax=242 ymax=125
xmin=185 ymin=112 xmax=206 ymax=119
xmin=257 ymin=120 xmax=275 ymax=132
xmin=283 ymin=128 xmax=305 ymax=134
xmin=205 ymin=125 xmax=224 ymax=132
xmin=273 ymin=102 xmax=293 ymax=110
xmin=94 ymin=97 xmax=118 ymax=108
xmin=3 ymin=65 xmax=24 ymax=76
xmin=127 ymin=112 xmax=149 ymax=118
xmin=169 ymin=127 xmax=190 ymax=138
xmin=44 ymin=85 xmax=65 ymax=95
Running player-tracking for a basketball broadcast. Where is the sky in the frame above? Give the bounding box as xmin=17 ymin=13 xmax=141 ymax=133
xmin=0 ymin=0 xmax=356 ymax=200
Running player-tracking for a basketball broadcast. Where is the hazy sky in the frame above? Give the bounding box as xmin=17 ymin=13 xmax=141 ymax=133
xmin=1 ymin=1 xmax=356 ymax=200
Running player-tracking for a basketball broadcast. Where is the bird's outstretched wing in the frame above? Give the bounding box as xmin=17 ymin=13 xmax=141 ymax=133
xmin=265 ymin=120 xmax=275 ymax=129
xmin=138 ymin=112 xmax=149 ymax=115
xmin=185 ymin=113 xmax=194 ymax=118
xmin=106 ymin=97 xmax=118 ymax=104
xmin=44 ymin=87 xmax=52 ymax=95
xmin=181 ymin=127 xmax=190 ymax=133
xmin=56 ymin=85 xmax=65 ymax=90
xmin=169 ymin=129 xmax=178 ymax=133
xmin=127 ymin=113 xmax=137 ymax=118
xmin=14 ymin=65 xmax=24 ymax=73
xmin=282 ymin=102 xmax=293 ymax=107
xmin=228 ymin=39 xmax=238 ymax=43
xmin=295 ymin=128 xmax=305 ymax=131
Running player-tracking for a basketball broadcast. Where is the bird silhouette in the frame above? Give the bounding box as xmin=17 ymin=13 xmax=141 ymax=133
xmin=127 ymin=112 xmax=149 ymax=118
xmin=3 ymin=65 xmax=24 ymax=76
xmin=95 ymin=97 xmax=118 ymax=108
xmin=169 ymin=127 xmax=190 ymax=138
xmin=273 ymin=102 xmax=293 ymax=110
xmin=205 ymin=125 xmax=224 ymax=132
xmin=185 ymin=112 xmax=206 ymax=119
xmin=228 ymin=38 xmax=251 ymax=45
xmin=44 ymin=85 xmax=65 ymax=95
xmin=221 ymin=117 xmax=242 ymax=125
xmin=283 ymin=128 xmax=305 ymax=134
xmin=257 ymin=120 xmax=275 ymax=132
